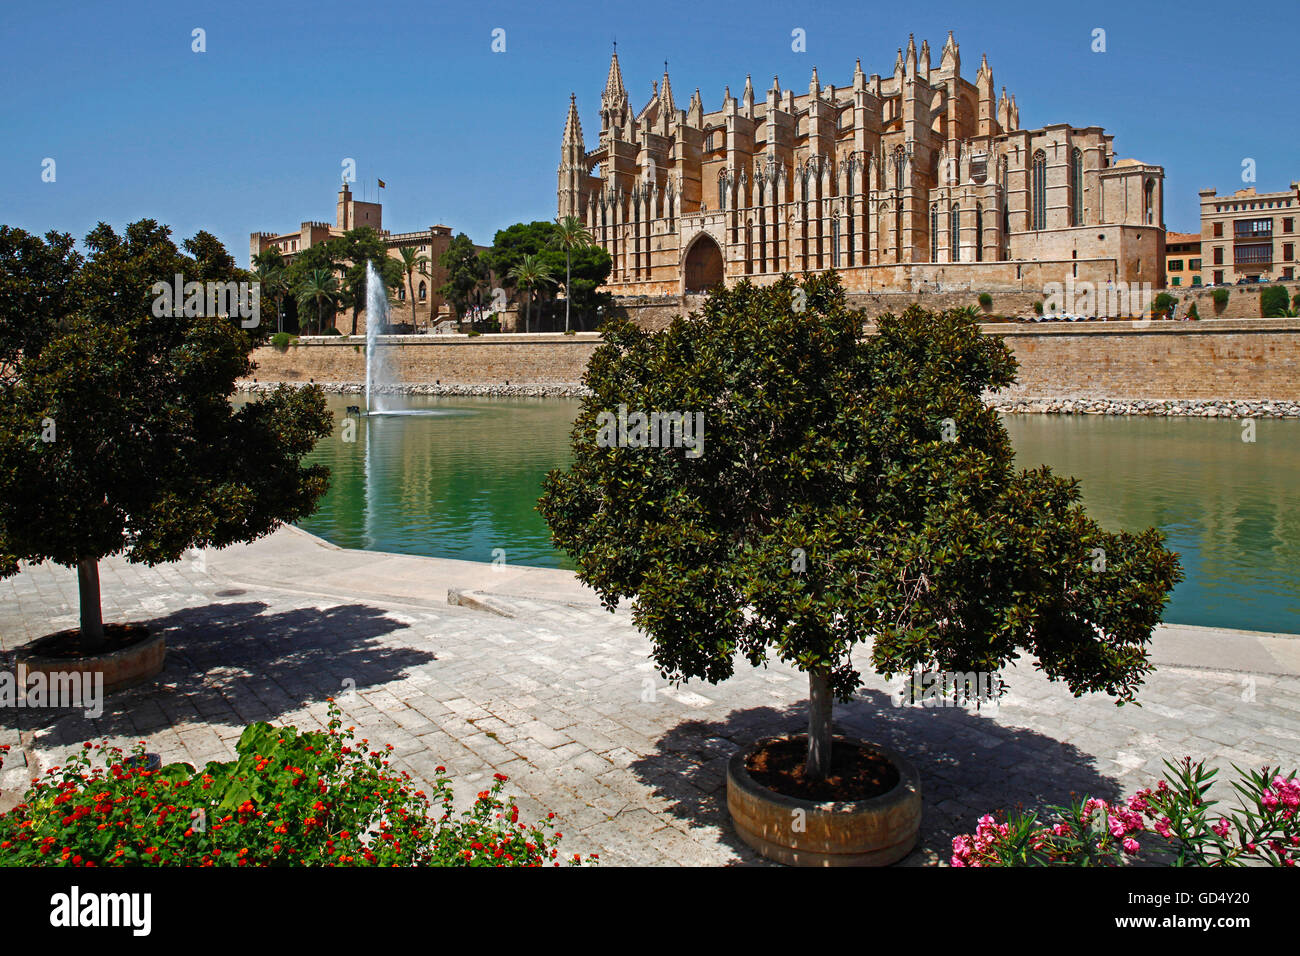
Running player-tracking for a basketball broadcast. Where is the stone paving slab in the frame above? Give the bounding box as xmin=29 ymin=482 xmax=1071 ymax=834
xmin=2 ymin=527 xmax=1299 ymax=864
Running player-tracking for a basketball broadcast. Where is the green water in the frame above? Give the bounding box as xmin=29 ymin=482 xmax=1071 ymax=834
xmin=298 ymin=396 xmax=1300 ymax=634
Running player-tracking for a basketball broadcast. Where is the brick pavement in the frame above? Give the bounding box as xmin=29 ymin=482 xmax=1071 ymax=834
xmin=3 ymin=531 xmax=1299 ymax=865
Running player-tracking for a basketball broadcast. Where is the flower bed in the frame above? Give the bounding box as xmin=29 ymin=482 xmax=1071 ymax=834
xmin=0 ymin=702 xmax=595 ymax=867
xmin=952 ymin=758 xmax=1299 ymax=867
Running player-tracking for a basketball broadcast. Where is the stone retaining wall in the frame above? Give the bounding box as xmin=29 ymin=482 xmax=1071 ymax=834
xmin=240 ymin=318 xmax=1300 ymax=406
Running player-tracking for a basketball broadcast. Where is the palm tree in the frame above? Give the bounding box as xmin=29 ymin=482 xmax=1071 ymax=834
xmin=295 ymin=268 xmax=340 ymax=335
xmin=252 ymin=249 xmax=289 ymax=333
xmin=507 ymin=255 xmax=555 ymax=333
xmin=552 ymin=215 xmax=593 ymax=332
xmin=397 ymin=246 xmax=430 ymax=328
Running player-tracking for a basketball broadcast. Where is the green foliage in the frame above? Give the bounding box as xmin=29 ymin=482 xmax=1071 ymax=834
xmin=1260 ymin=284 xmax=1289 ymax=317
xmin=0 ymin=704 xmax=593 ymax=867
xmin=0 ymin=221 xmax=333 ymax=636
xmin=1033 ymin=300 xmax=1044 ymax=315
xmin=1187 ymin=301 xmax=1200 ymax=321
xmin=485 ymin=221 xmax=611 ymax=329
xmin=270 ymin=331 xmax=296 ymax=350
xmin=539 ymin=274 xmax=1182 ymax=718
xmin=1212 ymin=288 xmax=1230 ymax=309
xmin=977 ymin=292 xmax=993 ymax=310
xmin=1153 ymin=292 xmax=1177 ymax=318
xmin=438 ymin=233 xmax=487 ymax=321
xmin=295 ymin=268 xmax=341 ymax=335
xmin=334 ymin=228 xmax=402 ymax=335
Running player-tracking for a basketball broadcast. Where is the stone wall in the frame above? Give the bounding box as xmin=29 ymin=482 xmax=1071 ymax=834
xmin=993 ymin=318 xmax=1300 ymax=401
xmin=241 ymin=319 xmax=1300 ymax=403
xmin=245 ymin=333 xmax=599 ymax=387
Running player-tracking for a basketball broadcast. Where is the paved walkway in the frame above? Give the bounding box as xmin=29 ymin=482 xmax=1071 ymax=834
xmin=3 ymin=525 xmax=1299 ymax=865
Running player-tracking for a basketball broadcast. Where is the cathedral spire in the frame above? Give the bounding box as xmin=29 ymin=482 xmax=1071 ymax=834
xmin=809 ymin=65 xmax=820 ymax=96
xmin=743 ymin=73 xmax=755 ymax=113
xmin=604 ymin=47 xmax=626 ymax=101
xmin=563 ymin=92 xmax=583 ymax=147
xmin=660 ymin=62 xmax=675 ymax=113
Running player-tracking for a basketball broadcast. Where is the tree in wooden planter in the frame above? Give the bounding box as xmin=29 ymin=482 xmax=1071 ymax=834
xmin=539 ymin=273 xmax=1182 ymax=781
xmin=0 ymin=221 xmax=333 ymax=653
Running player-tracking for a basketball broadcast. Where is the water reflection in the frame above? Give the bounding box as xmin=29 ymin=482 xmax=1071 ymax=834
xmin=296 ymin=396 xmax=1300 ymax=633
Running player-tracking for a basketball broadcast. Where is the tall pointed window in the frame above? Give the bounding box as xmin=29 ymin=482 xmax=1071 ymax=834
xmin=950 ymin=204 xmax=961 ymax=262
xmin=1070 ymin=147 xmax=1083 ymax=226
xmin=975 ymin=204 xmax=984 ymax=262
xmin=930 ymin=204 xmax=939 ymax=261
xmin=1031 ymin=149 xmax=1047 ymax=231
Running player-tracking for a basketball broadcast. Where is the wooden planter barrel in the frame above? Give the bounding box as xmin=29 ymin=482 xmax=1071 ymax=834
xmin=727 ymin=735 xmax=922 ymax=867
xmin=17 ymin=632 xmax=166 ymax=695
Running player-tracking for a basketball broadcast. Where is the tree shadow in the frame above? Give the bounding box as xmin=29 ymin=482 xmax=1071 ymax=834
xmin=628 ymin=688 xmax=1123 ymax=866
xmin=1 ymin=601 xmax=434 ymax=745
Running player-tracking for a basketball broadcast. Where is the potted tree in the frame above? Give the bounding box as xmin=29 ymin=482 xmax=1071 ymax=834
xmin=0 ymin=221 xmax=333 ymax=692
xmin=539 ymin=273 xmax=1182 ymax=866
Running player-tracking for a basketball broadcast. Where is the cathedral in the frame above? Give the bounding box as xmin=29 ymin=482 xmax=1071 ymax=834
xmin=559 ymin=34 xmax=1166 ymax=297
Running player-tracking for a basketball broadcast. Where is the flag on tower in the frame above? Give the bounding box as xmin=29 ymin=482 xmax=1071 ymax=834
xmin=378 ymin=179 xmax=386 ymax=188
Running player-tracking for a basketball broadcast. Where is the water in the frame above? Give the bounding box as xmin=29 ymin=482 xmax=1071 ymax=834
xmin=297 ymin=396 xmax=1300 ymax=633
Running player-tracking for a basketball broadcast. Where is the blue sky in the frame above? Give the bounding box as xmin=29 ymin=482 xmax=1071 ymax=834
xmin=2 ymin=0 xmax=1294 ymax=260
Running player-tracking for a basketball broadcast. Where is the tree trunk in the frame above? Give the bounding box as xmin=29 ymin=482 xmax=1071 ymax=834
xmin=350 ymin=303 xmax=359 ymax=337
xmin=77 ymin=558 xmax=106 ymax=652
xmin=805 ymin=668 xmax=833 ymax=780
xmin=565 ymin=253 xmax=572 ymax=333
xmin=409 ymin=273 xmax=417 ymax=327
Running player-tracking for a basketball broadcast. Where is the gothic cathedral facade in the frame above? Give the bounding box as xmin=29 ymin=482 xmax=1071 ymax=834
xmin=559 ymin=34 xmax=1166 ymax=298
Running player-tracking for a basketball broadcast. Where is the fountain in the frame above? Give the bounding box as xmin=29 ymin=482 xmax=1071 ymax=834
xmin=364 ymin=260 xmax=394 ymax=414
xmin=362 ymin=260 xmax=467 ymax=420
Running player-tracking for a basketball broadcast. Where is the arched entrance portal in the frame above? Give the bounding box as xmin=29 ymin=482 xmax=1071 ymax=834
xmin=683 ymin=235 xmax=724 ymax=294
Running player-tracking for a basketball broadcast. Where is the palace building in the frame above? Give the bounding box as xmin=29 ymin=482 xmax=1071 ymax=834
xmin=559 ymin=35 xmax=1166 ymax=298
xmin=250 ymin=183 xmax=470 ymax=330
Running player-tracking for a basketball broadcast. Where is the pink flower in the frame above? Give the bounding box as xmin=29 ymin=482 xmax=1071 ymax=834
xmin=1122 ymin=837 xmax=1140 ymax=854
xmin=1212 ymin=818 xmax=1231 ymax=837
xmin=1155 ymin=817 xmax=1173 ymax=838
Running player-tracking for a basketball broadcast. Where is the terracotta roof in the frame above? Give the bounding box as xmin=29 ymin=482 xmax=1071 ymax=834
xmin=1166 ymin=231 xmax=1201 ymax=244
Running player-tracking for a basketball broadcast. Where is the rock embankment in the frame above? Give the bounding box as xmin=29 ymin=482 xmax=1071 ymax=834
xmin=989 ymin=398 xmax=1300 ymax=418
xmin=235 ymin=382 xmax=590 ymax=398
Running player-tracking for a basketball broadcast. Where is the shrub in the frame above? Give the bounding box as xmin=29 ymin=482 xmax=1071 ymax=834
xmin=1261 ymin=284 xmax=1289 ymax=317
xmin=1292 ymin=293 xmax=1300 ymax=313
xmin=466 ymin=329 xmax=482 ymax=337
xmin=1212 ymin=288 xmax=1230 ymax=310
xmin=321 ymin=326 xmax=343 ymax=336
xmin=1033 ymin=300 xmax=1044 ymax=315
xmin=1153 ymin=292 xmax=1177 ymax=319
xmin=1187 ymin=301 xmax=1199 ymax=321
xmin=977 ymin=292 xmax=993 ymax=310
xmin=952 ymin=758 xmax=1299 ymax=867
xmin=0 ymin=703 xmax=593 ymax=867
xmin=271 ymin=331 xmax=296 ymax=351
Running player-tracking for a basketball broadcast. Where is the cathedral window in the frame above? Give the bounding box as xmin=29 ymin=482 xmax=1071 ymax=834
xmin=1031 ymin=149 xmax=1047 ymax=231
xmin=418 ymin=282 xmax=426 ymax=301
xmin=950 ymin=204 xmax=961 ymax=262
xmin=975 ymin=204 xmax=984 ymax=262
xmin=930 ymin=204 xmax=939 ymax=261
